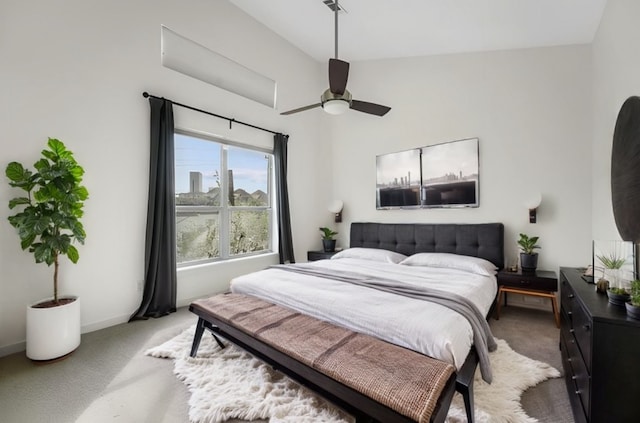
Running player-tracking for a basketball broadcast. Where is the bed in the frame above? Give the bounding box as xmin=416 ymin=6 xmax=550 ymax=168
xmin=193 ymin=222 xmax=504 ymax=422
xmin=233 ymin=223 xmax=502 ymax=364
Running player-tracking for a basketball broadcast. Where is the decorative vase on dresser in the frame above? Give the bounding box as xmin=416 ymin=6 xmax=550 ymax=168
xmin=559 ymin=267 xmax=640 ymax=423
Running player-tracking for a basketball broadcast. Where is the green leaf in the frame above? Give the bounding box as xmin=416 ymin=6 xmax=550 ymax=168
xmin=33 ymin=243 xmax=54 ymax=266
xmin=33 ymin=158 xmax=51 ymax=173
xmin=74 ymin=186 xmax=89 ymax=200
xmin=20 ymin=233 xmax=36 ymax=250
xmin=5 ymin=162 xmax=26 ymax=182
xmin=8 ymin=197 xmax=31 ymax=209
xmin=67 ymin=245 xmax=79 ymax=263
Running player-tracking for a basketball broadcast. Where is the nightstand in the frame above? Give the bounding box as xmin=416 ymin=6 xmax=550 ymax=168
xmin=307 ymin=250 xmax=338 ymax=261
xmin=495 ymin=269 xmax=559 ymax=327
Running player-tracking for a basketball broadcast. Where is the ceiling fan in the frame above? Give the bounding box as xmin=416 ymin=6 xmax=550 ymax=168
xmin=281 ymin=0 xmax=391 ymax=117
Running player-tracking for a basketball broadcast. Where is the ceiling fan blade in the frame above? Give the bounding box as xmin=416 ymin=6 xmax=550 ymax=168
xmin=350 ymin=100 xmax=391 ymax=116
xmin=280 ymin=103 xmax=322 ymax=115
xmin=329 ymin=58 xmax=349 ymax=95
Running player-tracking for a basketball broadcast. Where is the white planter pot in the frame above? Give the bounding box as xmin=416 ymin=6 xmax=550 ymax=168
xmin=26 ymin=296 xmax=81 ymax=360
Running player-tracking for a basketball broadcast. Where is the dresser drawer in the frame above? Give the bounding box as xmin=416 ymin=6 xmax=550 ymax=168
xmin=560 ymin=276 xmax=576 ymax=315
xmin=571 ymin=300 xmax=592 ymax=372
xmin=561 ymin=278 xmax=593 ymax=372
xmin=498 ymin=271 xmax=557 ymax=291
xmin=560 ymin=332 xmax=589 ymax=423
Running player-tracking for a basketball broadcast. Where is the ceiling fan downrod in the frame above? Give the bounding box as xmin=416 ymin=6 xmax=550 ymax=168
xmin=334 ymin=0 xmax=339 ymax=59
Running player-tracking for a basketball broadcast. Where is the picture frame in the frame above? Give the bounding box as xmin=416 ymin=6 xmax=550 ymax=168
xmin=376 ymin=149 xmax=421 ymax=209
xmin=375 ymin=138 xmax=479 ymax=209
xmin=421 ymin=138 xmax=479 ymax=208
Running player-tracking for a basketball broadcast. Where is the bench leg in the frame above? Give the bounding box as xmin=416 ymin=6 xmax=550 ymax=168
xmin=211 ymin=332 xmax=226 ymax=349
xmin=190 ymin=318 xmax=206 ymax=357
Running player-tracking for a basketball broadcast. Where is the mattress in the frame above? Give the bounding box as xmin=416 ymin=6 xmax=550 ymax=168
xmin=230 ymin=254 xmax=497 ymax=370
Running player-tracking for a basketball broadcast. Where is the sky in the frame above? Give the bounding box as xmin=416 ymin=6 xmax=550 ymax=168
xmin=421 ymin=138 xmax=478 ymax=180
xmin=376 ymin=149 xmax=421 ymax=186
xmin=174 ymin=133 xmax=269 ymax=194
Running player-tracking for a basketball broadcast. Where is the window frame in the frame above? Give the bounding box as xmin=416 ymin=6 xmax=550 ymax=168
xmin=175 ymin=128 xmax=274 ymax=267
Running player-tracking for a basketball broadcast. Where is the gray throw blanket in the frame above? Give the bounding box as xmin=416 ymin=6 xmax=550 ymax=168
xmin=270 ymin=263 xmax=497 ymax=383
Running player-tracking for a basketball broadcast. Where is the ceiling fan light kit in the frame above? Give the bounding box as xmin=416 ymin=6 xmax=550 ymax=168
xmin=281 ymin=0 xmax=390 ymax=117
xmin=321 ymin=88 xmax=351 ymax=115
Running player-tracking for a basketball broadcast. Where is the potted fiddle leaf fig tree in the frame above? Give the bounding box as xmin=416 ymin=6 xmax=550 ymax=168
xmin=319 ymin=227 xmax=338 ymax=252
xmin=517 ymin=233 xmax=540 ymax=272
xmin=5 ymin=138 xmax=89 ymax=360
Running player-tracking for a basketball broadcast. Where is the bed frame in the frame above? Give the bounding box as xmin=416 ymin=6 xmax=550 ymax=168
xmin=191 ymin=222 xmax=504 ymax=423
xmin=350 ymin=222 xmax=504 ymax=423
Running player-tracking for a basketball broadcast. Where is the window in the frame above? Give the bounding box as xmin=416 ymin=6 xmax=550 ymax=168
xmin=174 ymin=131 xmax=273 ymax=266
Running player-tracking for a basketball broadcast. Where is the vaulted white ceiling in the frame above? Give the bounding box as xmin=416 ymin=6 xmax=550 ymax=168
xmin=229 ymin=0 xmax=607 ymax=62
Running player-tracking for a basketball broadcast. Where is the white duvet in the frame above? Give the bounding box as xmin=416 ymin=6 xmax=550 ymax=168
xmin=230 ymin=257 xmax=497 ymax=370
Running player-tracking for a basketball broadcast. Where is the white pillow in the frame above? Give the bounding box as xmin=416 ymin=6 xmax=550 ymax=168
xmin=331 ymin=247 xmax=407 ymax=264
xmin=399 ymin=252 xmax=497 ymax=276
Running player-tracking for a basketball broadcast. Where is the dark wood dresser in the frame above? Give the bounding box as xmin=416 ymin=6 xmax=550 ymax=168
xmin=559 ymin=267 xmax=640 ymax=423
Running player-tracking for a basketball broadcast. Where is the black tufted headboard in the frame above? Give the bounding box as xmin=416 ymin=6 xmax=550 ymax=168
xmin=350 ymin=222 xmax=505 ymax=269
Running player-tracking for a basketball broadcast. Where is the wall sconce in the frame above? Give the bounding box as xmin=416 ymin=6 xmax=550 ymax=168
xmin=328 ymin=200 xmax=344 ymax=223
xmin=525 ymin=193 xmax=542 ymax=224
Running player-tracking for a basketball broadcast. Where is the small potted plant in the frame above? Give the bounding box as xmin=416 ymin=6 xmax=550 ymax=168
xmin=6 ymin=138 xmax=89 ymax=360
xmin=626 ymin=280 xmax=640 ymax=319
xmin=517 ymin=233 xmax=540 ymax=272
xmin=597 ymin=252 xmax=629 ymax=306
xmin=319 ymin=227 xmax=338 ymax=252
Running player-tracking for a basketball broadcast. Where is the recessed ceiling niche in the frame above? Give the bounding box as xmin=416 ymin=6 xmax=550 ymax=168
xmin=611 ymin=96 xmax=640 ymax=242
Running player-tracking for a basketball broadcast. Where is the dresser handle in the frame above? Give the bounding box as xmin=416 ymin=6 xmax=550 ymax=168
xmin=569 ymin=329 xmax=575 ymax=333
xmin=567 ymin=311 xmax=573 ymax=316
xmin=572 ymin=376 xmax=577 ymax=380
xmin=583 ymin=324 xmax=590 ymax=331
xmin=575 ymin=390 xmax=580 ymax=395
xmin=568 ymin=294 xmax=575 ymax=298
xmin=568 ymin=358 xmax=572 ymax=362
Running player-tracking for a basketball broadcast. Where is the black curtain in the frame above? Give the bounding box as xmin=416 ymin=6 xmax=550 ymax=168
xmin=130 ymin=97 xmax=177 ymax=321
xmin=274 ymin=133 xmax=295 ymax=264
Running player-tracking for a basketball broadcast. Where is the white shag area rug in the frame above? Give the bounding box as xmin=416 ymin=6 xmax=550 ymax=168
xmin=146 ymin=326 xmax=560 ymax=423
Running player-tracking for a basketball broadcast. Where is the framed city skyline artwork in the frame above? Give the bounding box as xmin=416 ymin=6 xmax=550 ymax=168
xmin=376 ymin=138 xmax=479 ymax=209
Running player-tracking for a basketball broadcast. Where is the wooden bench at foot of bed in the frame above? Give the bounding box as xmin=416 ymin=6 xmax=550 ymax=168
xmin=189 ymin=293 xmax=457 ymax=423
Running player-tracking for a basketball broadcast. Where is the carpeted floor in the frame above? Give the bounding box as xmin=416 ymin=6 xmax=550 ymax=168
xmin=146 ymin=327 xmax=560 ymax=423
xmin=0 ymin=304 xmax=573 ymax=423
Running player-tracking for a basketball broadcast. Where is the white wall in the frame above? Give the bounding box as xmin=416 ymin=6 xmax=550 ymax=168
xmin=1 ymin=0 xmax=616 ymax=356
xmin=591 ymin=0 xmax=640 ymax=241
xmin=330 ymin=46 xmax=593 ymax=271
xmin=0 ymin=0 xmax=329 ymax=355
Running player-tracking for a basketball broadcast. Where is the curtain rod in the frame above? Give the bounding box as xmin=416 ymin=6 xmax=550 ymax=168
xmin=142 ymin=92 xmax=287 ymax=138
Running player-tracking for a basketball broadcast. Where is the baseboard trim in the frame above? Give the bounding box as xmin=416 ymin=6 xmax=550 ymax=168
xmin=0 ymin=313 xmax=133 ymax=358
xmin=81 ymin=313 xmax=131 ymax=334
xmin=0 ymin=341 xmax=26 ymax=358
